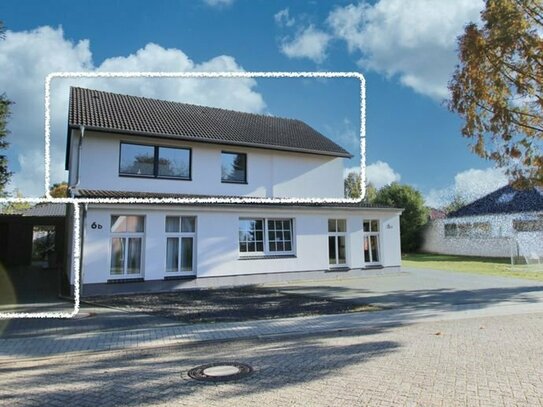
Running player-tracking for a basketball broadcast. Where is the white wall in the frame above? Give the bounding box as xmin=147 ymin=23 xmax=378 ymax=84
xmin=70 ymin=130 xmax=346 ymax=198
xmin=422 ymin=213 xmax=543 ymax=258
xmin=80 ymin=205 xmax=402 ymax=284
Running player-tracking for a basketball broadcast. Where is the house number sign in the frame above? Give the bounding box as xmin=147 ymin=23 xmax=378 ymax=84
xmin=91 ymin=222 xmax=103 ymax=230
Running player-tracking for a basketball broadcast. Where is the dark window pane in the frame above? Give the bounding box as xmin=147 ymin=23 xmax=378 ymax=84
xmin=248 ymin=242 xmax=256 ymax=252
xmin=126 ymin=238 xmax=142 ymax=274
xmin=166 ymin=238 xmax=179 ymax=272
xmin=363 ymin=221 xmax=370 ymax=232
xmin=256 ymin=242 xmax=264 ymax=252
xmin=166 ymin=216 xmax=179 ymax=233
xmin=364 ymin=236 xmax=370 ymax=262
xmin=337 ymin=219 xmax=347 ymax=233
xmin=370 ymin=235 xmax=379 ymax=262
xmin=276 ymin=242 xmax=284 ymax=252
xmin=338 ymin=236 xmax=346 ymax=264
xmin=328 ymin=236 xmax=336 ymax=265
xmin=158 ymin=147 xmax=190 ymax=178
xmin=239 ymin=242 xmax=247 ymax=252
xmin=328 ymin=219 xmax=336 ymax=233
xmin=284 ymin=242 xmax=292 ymax=251
xmin=181 ymin=217 xmax=195 ymax=232
xmin=370 ymin=220 xmax=379 ymax=232
xmin=221 ymin=152 xmax=246 ymax=183
xmin=120 ymin=144 xmax=154 ymax=176
xmin=110 ymin=238 xmax=124 ymax=275
xmin=181 ymin=238 xmax=193 ymax=272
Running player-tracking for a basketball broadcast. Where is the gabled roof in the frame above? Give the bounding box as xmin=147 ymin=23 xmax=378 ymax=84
xmin=449 ymin=185 xmax=543 ymax=218
xmin=67 ymin=87 xmax=352 ymax=160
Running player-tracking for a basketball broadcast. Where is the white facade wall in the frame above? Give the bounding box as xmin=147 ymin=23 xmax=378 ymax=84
xmin=422 ymin=213 xmax=543 ymax=258
xmin=69 ymin=130 xmax=345 ymax=198
xmin=79 ymin=205 xmax=402 ymax=285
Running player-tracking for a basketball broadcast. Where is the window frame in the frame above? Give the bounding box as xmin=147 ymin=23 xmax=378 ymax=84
xmin=164 ymin=215 xmax=197 ymax=275
xmin=109 ymin=215 xmax=145 ymax=278
xmin=328 ymin=219 xmax=348 ymax=268
xmin=363 ymin=219 xmax=381 ymax=265
xmin=238 ymin=217 xmax=295 ymax=257
xmin=221 ymin=151 xmax=247 ymax=184
xmin=119 ymin=141 xmax=192 ymax=181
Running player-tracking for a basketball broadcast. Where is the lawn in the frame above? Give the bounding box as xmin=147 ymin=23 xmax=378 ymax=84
xmin=402 ymin=252 xmax=543 ymax=281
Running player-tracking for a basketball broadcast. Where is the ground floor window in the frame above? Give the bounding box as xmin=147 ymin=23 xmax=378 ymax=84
xmin=328 ymin=219 xmax=347 ymax=266
xmin=165 ymin=216 xmax=196 ymax=273
xmin=239 ymin=218 xmax=294 ymax=255
xmin=110 ymin=215 xmax=145 ymax=276
xmin=363 ymin=220 xmax=380 ymax=264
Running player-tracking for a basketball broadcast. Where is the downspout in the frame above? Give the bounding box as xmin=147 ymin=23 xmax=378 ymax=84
xmin=78 ymin=202 xmax=88 ymax=299
xmin=72 ymin=125 xmax=85 ymax=194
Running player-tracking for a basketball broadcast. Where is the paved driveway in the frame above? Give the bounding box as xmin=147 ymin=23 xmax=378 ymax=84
xmin=2 ymin=311 xmax=542 ymax=407
xmin=269 ymin=267 xmax=543 ymax=311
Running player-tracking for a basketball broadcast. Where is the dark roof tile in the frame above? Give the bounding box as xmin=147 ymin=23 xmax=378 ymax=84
xmin=68 ymin=87 xmax=352 ymax=158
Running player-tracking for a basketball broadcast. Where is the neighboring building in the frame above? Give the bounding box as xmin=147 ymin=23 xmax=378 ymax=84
xmin=66 ymin=87 xmax=403 ymax=295
xmin=422 ymin=185 xmax=543 ymax=259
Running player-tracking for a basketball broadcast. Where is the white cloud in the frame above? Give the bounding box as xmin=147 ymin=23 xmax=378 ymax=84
xmin=327 ymin=0 xmax=484 ymax=99
xmin=366 ymin=160 xmax=401 ymax=188
xmin=202 ymin=0 xmax=234 ymax=7
xmin=344 ymin=161 xmax=401 ymax=189
xmin=0 ymin=26 xmax=265 ymax=197
xmin=425 ymin=167 xmax=508 ymax=208
xmin=281 ymin=25 xmax=331 ymax=63
xmin=275 ymin=8 xmax=295 ymax=27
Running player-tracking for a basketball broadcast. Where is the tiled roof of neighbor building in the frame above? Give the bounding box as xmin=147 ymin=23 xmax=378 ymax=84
xmin=449 ymin=185 xmax=543 ymax=218
xmin=74 ymin=189 xmax=401 ymax=211
xmin=23 ymin=203 xmax=67 ymax=217
xmin=68 ymin=87 xmax=352 ymax=159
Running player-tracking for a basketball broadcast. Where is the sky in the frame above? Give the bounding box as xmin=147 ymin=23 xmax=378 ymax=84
xmin=0 ymin=0 xmax=510 ymax=207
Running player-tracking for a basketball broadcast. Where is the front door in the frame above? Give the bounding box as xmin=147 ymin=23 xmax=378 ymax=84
xmin=363 ymin=220 xmax=381 ymax=265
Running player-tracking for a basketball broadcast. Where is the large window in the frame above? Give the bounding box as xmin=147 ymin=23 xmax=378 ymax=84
xmin=363 ymin=220 xmax=380 ymax=264
xmin=444 ymin=222 xmax=491 ymax=238
xmin=239 ymin=218 xmax=294 ymax=255
xmin=110 ymin=215 xmax=145 ymax=277
xmin=119 ymin=142 xmax=191 ymax=179
xmin=165 ymin=216 xmax=196 ymax=274
xmin=328 ymin=219 xmax=347 ymax=266
xmin=513 ymin=219 xmax=543 ymax=232
xmin=221 ymin=152 xmax=247 ymax=183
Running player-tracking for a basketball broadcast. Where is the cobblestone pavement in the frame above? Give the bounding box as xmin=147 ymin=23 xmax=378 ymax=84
xmin=2 ymin=311 xmax=543 ymax=407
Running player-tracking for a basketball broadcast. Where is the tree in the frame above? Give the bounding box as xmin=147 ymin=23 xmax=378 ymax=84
xmin=0 ymin=21 xmax=12 ymax=195
xmin=344 ymin=171 xmax=378 ymax=201
xmin=0 ymin=189 xmax=30 ymax=214
xmin=373 ymin=183 xmax=429 ymax=253
xmin=448 ymin=0 xmax=543 ymax=187
xmin=442 ymin=194 xmax=467 ymax=214
xmin=49 ymin=182 xmax=69 ymax=198
xmin=344 ymin=171 xmax=361 ymax=198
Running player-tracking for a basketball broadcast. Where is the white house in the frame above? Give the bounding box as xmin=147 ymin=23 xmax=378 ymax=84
xmin=65 ymin=87 xmax=403 ymax=295
xmin=422 ymin=185 xmax=543 ymax=260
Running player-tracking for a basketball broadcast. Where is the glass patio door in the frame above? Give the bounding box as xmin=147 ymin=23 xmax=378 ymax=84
xmin=363 ymin=220 xmax=380 ymax=265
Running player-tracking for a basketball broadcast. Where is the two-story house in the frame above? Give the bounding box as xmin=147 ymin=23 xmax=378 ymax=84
xmin=65 ymin=87 xmax=402 ymax=295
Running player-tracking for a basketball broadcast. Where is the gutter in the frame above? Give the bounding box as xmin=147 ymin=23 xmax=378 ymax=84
xmin=70 ymin=125 xmax=85 ymax=196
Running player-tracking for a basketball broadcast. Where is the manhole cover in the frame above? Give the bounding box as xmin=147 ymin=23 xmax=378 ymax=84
xmin=187 ymin=362 xmax=253 ymax=382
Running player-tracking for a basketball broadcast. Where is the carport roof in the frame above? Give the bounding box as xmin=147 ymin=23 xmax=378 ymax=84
xmin=23 ymin=204 xmax=67 ymax=217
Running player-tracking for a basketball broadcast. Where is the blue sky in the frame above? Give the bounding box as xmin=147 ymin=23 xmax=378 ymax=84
xmin=0 ymin=0 xmax=509 ymax=205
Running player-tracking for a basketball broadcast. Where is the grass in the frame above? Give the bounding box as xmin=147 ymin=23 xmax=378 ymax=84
xmin=402 ymin=252 xmax=543 ymax=281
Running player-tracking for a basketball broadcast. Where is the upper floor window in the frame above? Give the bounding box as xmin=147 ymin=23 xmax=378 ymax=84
xmin=119 ymin=142 xmax=191 ymax=180
xmin=221 ymin=151 xmax=247 ymax=184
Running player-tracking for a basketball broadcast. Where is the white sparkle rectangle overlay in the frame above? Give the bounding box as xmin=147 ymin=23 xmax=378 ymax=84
xmin=44 ymin=71 xmax=367 ymax=202
xmin=0 ymin=199 xmax=80 ymax=319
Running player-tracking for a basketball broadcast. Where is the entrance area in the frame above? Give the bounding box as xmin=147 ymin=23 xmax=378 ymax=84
xmin=0 ymin=204 xmax=69 ymax=311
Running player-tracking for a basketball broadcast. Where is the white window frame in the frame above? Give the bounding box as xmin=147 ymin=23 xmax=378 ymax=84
xmin=109 ymin=215 xmax=145 ymax=278
xmin=363 ymin=219 xmax=381 ymax=265
xmin=165 ymin=216 xmax=197 ymax=275
xmin=238 ymin=217 xmax=295 ymax=257
xmin=328 ymin=219 xmax=348 ymax=267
